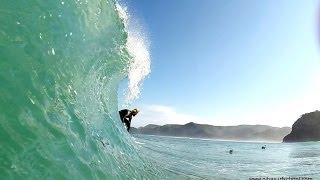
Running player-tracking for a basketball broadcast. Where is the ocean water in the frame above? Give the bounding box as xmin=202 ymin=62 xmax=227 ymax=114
xmin=1 ymin=0 xmax=320 ymax=179
xmin=0 ymin=0 xmax=158 ymax=179
xmin=134 ymin=134 xmax=320 ymax=179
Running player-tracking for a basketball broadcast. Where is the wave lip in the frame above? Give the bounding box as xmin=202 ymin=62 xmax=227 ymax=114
xmin=116 ymin=3 xmax=151 ymax=106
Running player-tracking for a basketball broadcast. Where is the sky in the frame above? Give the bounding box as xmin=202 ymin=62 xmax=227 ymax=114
xmin=119 ymin=0 xmax=320 ymax=128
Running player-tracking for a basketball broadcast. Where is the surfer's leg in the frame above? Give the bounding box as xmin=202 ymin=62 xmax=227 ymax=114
xmin=124 ymin=119 xmax=130 ymax=131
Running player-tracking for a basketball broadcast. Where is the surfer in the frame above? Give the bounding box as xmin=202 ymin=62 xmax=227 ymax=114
xmin=119 ymin=108 xmax=139 ymax=132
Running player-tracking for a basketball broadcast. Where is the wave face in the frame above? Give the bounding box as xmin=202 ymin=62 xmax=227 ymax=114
xmin=0 ymin=0 xmax=161 ymax=179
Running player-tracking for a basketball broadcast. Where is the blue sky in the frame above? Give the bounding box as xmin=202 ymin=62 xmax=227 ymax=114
xmin=120 ymin=0 xmax=320 ymax=127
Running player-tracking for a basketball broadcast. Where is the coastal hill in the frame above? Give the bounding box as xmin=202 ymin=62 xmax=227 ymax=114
xmin=283 ymin=111 xmax=320 ymax=142
xmin=131 ymin=122 xmax=291 ymax=142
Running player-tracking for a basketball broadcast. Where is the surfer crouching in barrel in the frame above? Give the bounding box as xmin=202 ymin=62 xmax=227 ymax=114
xmin=119 ymin=108 xmax=139 ymax=132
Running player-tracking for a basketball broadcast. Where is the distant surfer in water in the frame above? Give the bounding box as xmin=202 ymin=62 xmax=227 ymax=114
xmin=119 ymin=108 xmax=139 ymax=132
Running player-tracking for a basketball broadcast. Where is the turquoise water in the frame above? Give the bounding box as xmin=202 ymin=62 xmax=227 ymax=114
xmin=134 ymin=134 xmax=320 ymax=179
xmin=0 ymin=0 xmax=159 ymax=179
xmin=1 ymin=0 xmax=320 ymax=179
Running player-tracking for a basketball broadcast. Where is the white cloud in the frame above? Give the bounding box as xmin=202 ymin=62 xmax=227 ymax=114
xmin=131 ymin=104 xmax=210 ymax=127
xmin=210 ymin=70 xmax=320 ymax=127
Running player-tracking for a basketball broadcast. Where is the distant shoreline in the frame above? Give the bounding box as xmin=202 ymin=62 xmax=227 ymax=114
xmin=133 ymin=134 xmax=283 ymax=143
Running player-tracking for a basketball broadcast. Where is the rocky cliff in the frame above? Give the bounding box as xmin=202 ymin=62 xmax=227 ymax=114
xmin=283 ymin=111 xmax=320 ymax=142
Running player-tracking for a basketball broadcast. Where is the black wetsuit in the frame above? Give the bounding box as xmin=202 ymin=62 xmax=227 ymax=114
xmin=119 ymin=109 xmax=132 ymax=132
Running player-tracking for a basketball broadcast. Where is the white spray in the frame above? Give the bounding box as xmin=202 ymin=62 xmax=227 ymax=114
xmin=116 ymin=3 xmax=151 ymax=107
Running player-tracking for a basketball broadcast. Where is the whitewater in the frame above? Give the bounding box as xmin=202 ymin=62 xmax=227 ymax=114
xmin=1 ymin=0 xmax=320 ymax=179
